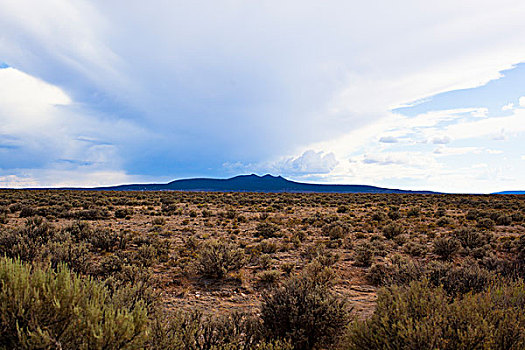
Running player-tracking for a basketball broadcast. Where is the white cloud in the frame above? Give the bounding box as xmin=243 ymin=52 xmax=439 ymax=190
xmin=0 ymin=175 xmax=39 ymax=188
xmin=445 ymin=109 xmax=525 ymax=140
xmin=379 ymin=136 xmax=399 ymax=143
xmin=356 ymin=152 xmax=437 ymax=168
xmin=278 ymin=150 xmax=339 ymax=175
xmin=432 ymin=136 xmax=451 ymax=144
xmin=433 ymin=146 xmax=481 ymax=155
xmin=223 ymin=150 xmax=339 ymax=177
xmin=0 ymin=66 xmax=150 ymax=186
xmin=0 ymin=171 xmax=131 ymax=188
xmin=502 ymin=103 xmax=514 ymax=111
xmin=0 ymin=67 xmax=70 ymax=132
xmin=520 ymin=96 xmax=525 ymax=107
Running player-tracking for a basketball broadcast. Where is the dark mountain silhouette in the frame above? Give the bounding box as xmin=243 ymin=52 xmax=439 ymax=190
xmin=493 ymin=191 xmax=525 ymax=195
xmin=84 ymin=174 xmax=436 ymax=193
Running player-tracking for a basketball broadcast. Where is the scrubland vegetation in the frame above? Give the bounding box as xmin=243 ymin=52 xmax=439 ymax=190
xmin=0 ymin=190 xmax=524 ymax=349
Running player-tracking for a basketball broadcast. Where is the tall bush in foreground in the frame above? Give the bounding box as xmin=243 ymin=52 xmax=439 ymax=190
xmin=343 ymin=280 xmax=525 ymax=350
xmin=148 ymin=309 xmax=292 ymax=350
xmin=261 ymin=263 xmax=349 ymax=350
xmin=0 ymin=257 xmax=149 ymax=349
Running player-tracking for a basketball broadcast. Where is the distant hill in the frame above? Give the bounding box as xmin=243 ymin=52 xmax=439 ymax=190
xmin=82 ymin=174 xmax=436 ymax=194
xmin=493 ymin=191 xmax=525 ymax=195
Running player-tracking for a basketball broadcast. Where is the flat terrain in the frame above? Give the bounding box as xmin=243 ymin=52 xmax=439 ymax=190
xmin=1 ymin=190 xmax=523 ymax=320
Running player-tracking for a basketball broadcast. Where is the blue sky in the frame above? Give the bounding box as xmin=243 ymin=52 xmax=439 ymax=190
xmin=0 ymin=0 xmax=524 ymax=193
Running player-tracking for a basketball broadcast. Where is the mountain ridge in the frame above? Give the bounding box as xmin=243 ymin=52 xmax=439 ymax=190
xmin=492 ymin=191 xmax=525 ymax=195
xmin=48 ymin=174 xmax=437 ymax=194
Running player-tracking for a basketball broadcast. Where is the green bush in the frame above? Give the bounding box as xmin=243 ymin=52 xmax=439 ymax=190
xmin=453 ymin=227 xmax=489 ymax=250
xmin=322 ymin=222 xmax=351 ymax=240
xmin=148 ymin=310 xmax=292 ymax=350
xmin=406 ymin=207 xmax=420 ymax=217
xmin=426 ymin=261 xmax=494 ymax=295
xmin=436 ymin=217 xmax=451 ymax=227
xmin=353 ymin=242 xmax=374 ymax=267
xmin=496 ymin=214 xmax=512 ymax=226
xmin=42 ymin=239 xmax=91 ymax=273
xmin=382 ymin=223 xmax=404 ymax=240
xmin=343 ymin=280 xmax=525 ymax=349
xmin=256 ymin=222 xmax=281 ymax=238
xmin=261 ymin=264 xmax=349 ymax=350
xmin=367 ymin=255 xmax=424 ymax=286
xmin=0 ymin=257 xmax=149 ymax=349
xmin=371 ymin=211 xmax=387 ymax=222
xmin=0 ymin=217 xmax=55 ymax=262
xmin=115 ymin=207 xmax=133 ymax=219
xmin=196 ymin=239 xmax=245 ymax=278
xmin=433 ymin=236 xmax=460 ymax=260
xmin=301 ymin=243 xmax=340 ymax=267
xmin=477 ymin=217 xmax=495 ymax=230
xmin=88 ymin=228 xmax=119 ymax=252
xmin=388 ymin=208 xmax=401 ymax=220
xmin=402 ymin=240 xmax=427 ymax=257
xmin=257 ymin=270 xmax=281 ymax=286
xmin=19 ymin=206 xmax=36 ymax=218
xmin=0 ymin=213 xmax=8 ymax=224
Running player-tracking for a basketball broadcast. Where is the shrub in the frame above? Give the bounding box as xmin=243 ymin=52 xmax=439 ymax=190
xmin=367 ymin=255 xmax=424 ymax=286
xmin=477 ymin=217 xmax=495 ymax=230
xmin=19 ymin=206 xmax=36 ymax=218
xmin=343 ymin=280 xmax=525 ymax=349
xmin=196 ymin=239 xmax=245 ymax=278
xmin=0 ymin=213 xmax=8 ymax=224
xmin=8 ymin=203 xmax=23 ymax=213
xmin=257 ymin=270 xmax=281 ymax=286
xmin=149 ymin=310 xmax=292 ymax=350
xmin=256 ymin=222 xmax=281 ymax=238
xmin=258 ymin=239 xmax=279 ymax=254
xmin=466 ymin=209 xmax=480 ymax=220
xmin=72 ymin=208 xmax=110 ymax=220
xmin=433 ymin=236 xmax=460 ymax=260
xmin=42 ymin=239 xmax=91 ymax=273
xmin=115 ymin=207 xmax=133 ymax=219
xmin=337 ymin=205 xmax=349 ymax=213
xmin=261 ymin=264 xmax=349 ymax=350
xmin=436 ymin=217 xmax=451 ymax=227
xmin=63 ymin=220 xmax=93 ymax=242
xmin=496 ymin=214 xmax=512 ymax=226
xmin=426 ymin=261 xmax=494 ymax=295
xmin=151 ymin=217 xmax=166 ymax=226
xmin=406 ymin=207 xmax=420 ymax=217
xmin=301 ymin=243 xmax=340 ymax=267
xmin=512 ymin=212 xmax=524 ymax=223
xmin=403 ymin=241 xmax=427 ymax=257
xmin=371 ymin=211 xmax=387 ymax=222
xmin=322 ymin=222 xmax=351 ymax=240
xmin=388 ymin=209 xmax=401 ymax=220
xmin=434 ymin=208 xmax=446 ymax=217
xmin=353 ymin=242 xmax=374 ymax=267
xmin=0 ymin=217 xmax=55 ymax=262
xmin=382 ymin=223 xmax=404 ymax=240
xmin=0 ymin=257 xmax=148 ymax=349
xmin=516 ymin=235 xmax=525 ymax=276
xmin=88 ymin=228 xmax=119 ymax=252
xmin=453 ymin=227 xmax=488 ymax=250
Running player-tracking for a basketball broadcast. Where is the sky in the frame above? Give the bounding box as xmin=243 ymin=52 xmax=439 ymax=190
xmin=0 ymin=0 xmax=524 ymax=193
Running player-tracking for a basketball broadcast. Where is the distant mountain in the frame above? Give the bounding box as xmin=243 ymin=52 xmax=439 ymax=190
xmin=493 ymin=191 xmax=525 ymax=195
xmin=85 ymin=174 xmax=435 ymax=194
